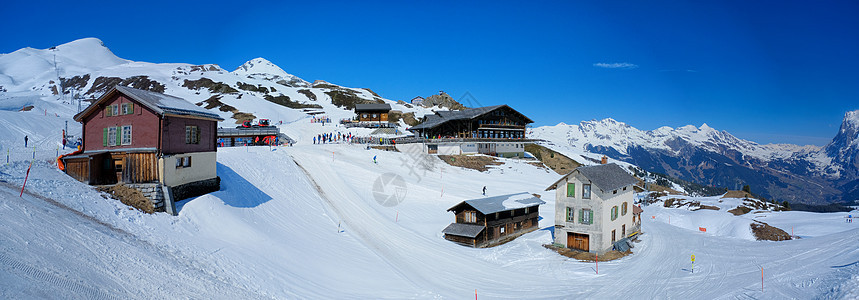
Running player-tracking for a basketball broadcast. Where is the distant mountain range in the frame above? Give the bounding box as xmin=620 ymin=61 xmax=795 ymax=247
xmin=2 ymin=38 xmax=856 ymax=204
xmin=531 ymin=113 xmax=859 ymax=204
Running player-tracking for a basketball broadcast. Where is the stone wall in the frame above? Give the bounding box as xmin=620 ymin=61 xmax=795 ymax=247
xmin=125 ymin=183 xmax=165 ymax=212
xmin=171 ymin=177 xmax=220 ymax=201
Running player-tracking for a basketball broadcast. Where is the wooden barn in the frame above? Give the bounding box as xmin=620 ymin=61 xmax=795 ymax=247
xmin=61 ymin=86 xmax=223 ymax=213
xmin=443 ymin=192 xmax=544 ymax=248
xmin=355 ymin=103 xmax=392 ymax=123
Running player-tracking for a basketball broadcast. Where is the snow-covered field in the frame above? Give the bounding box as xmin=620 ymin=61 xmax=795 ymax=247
xmin=1 ymin=120 xmax=857 ymax=298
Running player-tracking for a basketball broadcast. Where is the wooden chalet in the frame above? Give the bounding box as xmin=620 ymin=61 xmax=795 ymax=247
xmin=408 ymin=105 xmax=533 ymax=139
xmin=355 ymin=103 xmax=392 ymax=123
xmin=443 ymin=192 xmax=544 ymax=248
xmin=61 ymin=86 xmax=223 ymax=213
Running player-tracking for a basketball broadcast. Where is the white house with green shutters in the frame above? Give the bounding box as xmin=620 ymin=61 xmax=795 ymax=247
xmin=546 ymin=163 xmax=640 ymax=254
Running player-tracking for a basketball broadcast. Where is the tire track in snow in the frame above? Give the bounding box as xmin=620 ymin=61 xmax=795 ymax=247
xmin=0 ymin=251 xmax=121 ymax=300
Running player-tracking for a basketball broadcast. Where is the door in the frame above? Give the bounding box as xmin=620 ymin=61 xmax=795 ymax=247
xmin=567 ymin=232 xmax=589 ymax=251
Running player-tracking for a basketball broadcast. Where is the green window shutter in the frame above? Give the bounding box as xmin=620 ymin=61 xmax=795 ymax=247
xmin=128 ymin=103 xmax=134 ymax=114
xmin=115 ymin=126 xmax=121 ymax=146
xmin=589 ymin=210 xmax=594 ymax=224
xmin=567 ymin=183 xmax=575 ymax=198
xmin=103 ymin=128 xmax=108 ymax=146
xmin=106 ymin=106 xmax=112 ymax=117
xmin=579 ymin=209 xmax=584 ymax=223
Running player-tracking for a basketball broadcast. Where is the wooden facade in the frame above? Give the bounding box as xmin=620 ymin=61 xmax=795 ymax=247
xmin=409 ymin=105 xmax=533 ymax=139
xmin=355 ymin=103 xmax=392 ymax=123
xmin=63 ymin=151 xmax=159 ymax=185
xmin=443 ymin=193 xmax=544 ymax=248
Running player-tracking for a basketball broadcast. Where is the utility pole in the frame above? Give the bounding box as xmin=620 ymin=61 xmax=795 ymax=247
xmin=53 ymin=52 xmax=63 ymax=103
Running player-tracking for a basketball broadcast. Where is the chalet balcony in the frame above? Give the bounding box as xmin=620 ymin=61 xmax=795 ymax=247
xmin=393 ymin=137 xmax=543 ymax=144
xmin=478 ymin=124 xmax=527 ymax=130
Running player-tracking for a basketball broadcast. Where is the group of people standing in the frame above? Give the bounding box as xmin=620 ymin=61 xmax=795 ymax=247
xmin=314 ymin=132 xmax=354 ymax=144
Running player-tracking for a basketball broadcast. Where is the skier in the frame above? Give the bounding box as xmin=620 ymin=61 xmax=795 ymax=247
xmin=24 ymin=135 xmax=28 ymax=148
xmin=313 ymin=136 xmax=316 ymax=144
xmin=373 ymin=155 xmax=377 ymax=164
xmin=483 ymin=186 xmax=486 ymax=196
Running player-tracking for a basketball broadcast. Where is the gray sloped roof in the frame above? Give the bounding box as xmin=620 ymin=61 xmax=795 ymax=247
xmin=75 ymin=86 xmax=223 ymax=122
xmin=115 ymin=86 xmax=223 ymax=120
xmin=409 ymin=105 xmax=533 ymax=131
xmin=448 ymin=192 xmax=545 ymax=215
xmin=546 ymin=163 xmax=639 ymax=193
xmin=354 ymin=103 xmax=392 ymax=112
xmin=442 ymin=223 xmax=486 ymax=238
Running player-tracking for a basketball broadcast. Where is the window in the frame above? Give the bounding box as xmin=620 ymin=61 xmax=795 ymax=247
xmin=176 ymin=156 xmax=192 ymax=168
xmin=105 ymin=104 xmax=118 ymax=116
xmin=612 ymin=229 xmax=616 ymax=243
xmin=500 ymin=226 xmax=505 ymax=235
xmin=107 ymin=127 xmax=117 ymax=146
xmin=121 ymin=103 xmax=134 ymax=115
xmin=464 ymin=211 xmax=477 ymax=223
xmin=611 ymin=206 xmax=619 ymax=221
xmin=580 ymin=208 xmax=593 ymax=225
xmin=613 ymin=190 xmax=618 ymax=194
xmin=582 ymin=184 xmax=591 ymax=199
xmin=362 ymin=114 xmax=368 ymax=118
xmin=372 ymin=113 xmax=377 ymax=118
xmin=185 ymin=126 xmax=200 ymax=144
xmin=566 ymin=183 xmax=575 ymax=198
xmin=566 ymin=207 xmax=574 ymax=222
xmin=622 ymin=224 xmax=626 ymax=237
xmin=622 ymin=202 xmax=628 ymax=216
xmin=121 ymin=125 xmax=132 ymax=145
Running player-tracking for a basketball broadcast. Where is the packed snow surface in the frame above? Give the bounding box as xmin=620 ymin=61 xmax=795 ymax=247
xmin=1 ymin=130 xmax=857 ymax=298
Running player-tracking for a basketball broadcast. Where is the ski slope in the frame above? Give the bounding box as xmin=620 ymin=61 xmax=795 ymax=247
xmin=2 ymin=139 xmax=857 ymax=298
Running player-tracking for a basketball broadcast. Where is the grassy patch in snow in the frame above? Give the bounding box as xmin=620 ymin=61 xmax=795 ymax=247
xmin=524 ymin=144 xmax=581 ymax=175
xmin=438 ymin=155 xmax=502 ymax=172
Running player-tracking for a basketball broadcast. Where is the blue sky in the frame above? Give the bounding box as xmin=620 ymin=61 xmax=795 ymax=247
xmin=2 ymin=1 xmax=858 ymax=145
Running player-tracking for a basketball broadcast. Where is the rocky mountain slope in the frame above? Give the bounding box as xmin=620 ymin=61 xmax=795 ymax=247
xmin=0 ymin=38 xmax=440 ymax=129
xmin=531 ymin=114 xmax=859 ymax=204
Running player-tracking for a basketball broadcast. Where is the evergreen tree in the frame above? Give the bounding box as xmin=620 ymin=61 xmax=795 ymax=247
xmin=782 ymin=201 xmax=791 ymax=210
xmin=742 ymin=185 xmax=751 ymax=194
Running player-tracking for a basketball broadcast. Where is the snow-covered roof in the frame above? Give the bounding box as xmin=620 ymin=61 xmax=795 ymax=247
xmin=448 ymin=192 xmax=545 ymax=215
xmin=546 ymin=163 xmax=639 ymax=193
xmin=442 ymin=223 xmax=485 ymax=238
xmin=75 ymin=86 xmax=223 ymax=122
xmin=409 ymin=105 xmax=533 ymax=131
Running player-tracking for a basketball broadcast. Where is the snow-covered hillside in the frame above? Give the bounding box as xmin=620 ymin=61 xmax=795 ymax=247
xmin=1 ymin=140 xmax=857 ymax=298
xmin=1 ymin=38 xmax=858 ymax=298
xmin=0 ymin=37 xmax=443 ymax=135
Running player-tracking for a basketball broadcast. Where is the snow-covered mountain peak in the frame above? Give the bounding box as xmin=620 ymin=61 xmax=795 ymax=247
xmin=843 ymin=109 xmax=859 ymax=132
xmin=0 ymin=37 xmax=130 ymax=93
xmin=232 ymin=57 xmax=310 ymax=87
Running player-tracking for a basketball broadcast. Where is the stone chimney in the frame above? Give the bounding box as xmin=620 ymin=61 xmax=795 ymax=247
xmin=601 ymin=155 xmax=608 ymax=164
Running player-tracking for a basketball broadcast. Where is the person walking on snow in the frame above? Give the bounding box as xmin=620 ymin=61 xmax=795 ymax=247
xmin=483 ymin=186 xmax=487 ymax=196
xmin=373 ymin=155 xmax=377 ymax=164
xmin=24 ymin=135 xmax=28 ymax=148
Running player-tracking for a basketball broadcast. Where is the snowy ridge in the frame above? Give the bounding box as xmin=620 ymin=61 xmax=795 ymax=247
xmin=533 ymin=118 xmax=818 ymax=162
xmin=232 ymin=57 xmax=311 ymax=87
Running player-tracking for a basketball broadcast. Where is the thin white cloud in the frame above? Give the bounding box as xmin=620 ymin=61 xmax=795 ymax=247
xmin=593 ymin=62 xmax=639 ymax=69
